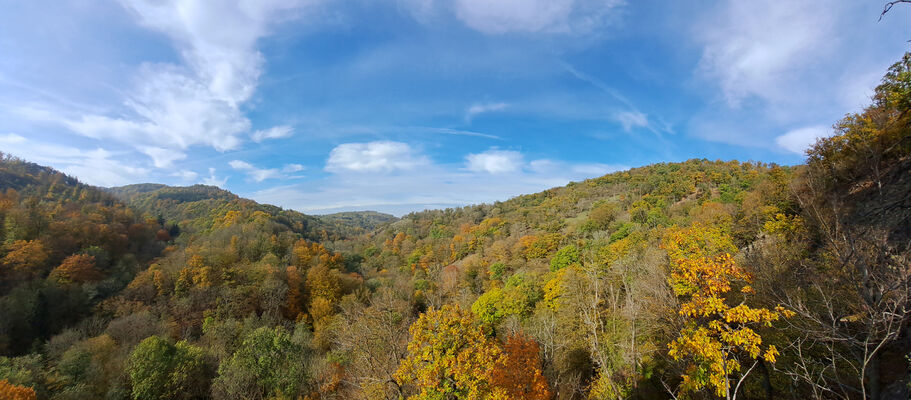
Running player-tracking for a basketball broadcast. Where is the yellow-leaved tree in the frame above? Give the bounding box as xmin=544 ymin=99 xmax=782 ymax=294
xmin=664 ymin=224 xmax=792 ymax=400
xmin=395 ymin=305 xmax=507 ymax=399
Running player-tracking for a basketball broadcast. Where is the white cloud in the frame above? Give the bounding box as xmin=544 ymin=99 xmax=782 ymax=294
xmin=39 ymin=0 xmax=319 ymax=168
xmin=687 ymin=1 xmax=910 ymax=150
xmin=282 ymin=163 xmax=305 ymax=173
xmin=0 ymin=133 xmax=27 ymax=144
xmin=452 ymin=0 xmax=623 ymax=34
xmin=229 ymin=159 xmax=280 ymax=182
xmin=250 ymin=157 xmax=627 ymax=216
xmin=465 ymin=149 xmax=523 ymax=173
xmin=696 ymin=1 xmax=835 ymax=107
xmin=202 ymin=167 xmax=228 ymax=187
xmin=140 ymin=146 xmax=187 ymax=168
xmin=61 ymin=150 xmax=150 ymax=188
xmin=775 ymin=125 xmax=830 ymax=154
xmin=528 ymin=158 xmax=626 ymax=176
xmin=325 ymin=141 xmax=429 ymax=173
xmin=571 ymin=163 xmax=624 ymax=176
xmin=228 ymin=160 xmax=254 ymax=170
xmin=527 ymin=159 xmax=558 ymax=173
xmin=614 ymin=110 xmax=648 ymax=131
xmin=0 ymin=134 xmax=147 ymax=187
xmin=465 ymin=102 xmax=508 ymax=122
xmin=171 ymin=169 xmax=199 ymax=181
xmin=560 ymin=63 xmax=671 ymax=136
xmin=252 ymin=125 xmax=294 ymax=142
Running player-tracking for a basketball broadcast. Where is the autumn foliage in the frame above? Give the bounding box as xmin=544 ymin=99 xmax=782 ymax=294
xmin=396 ymin=305 xmax=552 ymax=400
xmin=49 ymin=254 xmax=101 ymax=283
xmin=2 ymin=51 xmax=910 ymax=400
xmin=1 ymin=240 xmax=49 ymax=280
xmin=0 ymin=379 xmax=36 ymax=400
xmin=491 ymin=334 xmax=551 ymax=400
xmin=664 ymin=225 xmax=791 ymax=398
xmin=395 ymin=305 xmax=506 ymax=399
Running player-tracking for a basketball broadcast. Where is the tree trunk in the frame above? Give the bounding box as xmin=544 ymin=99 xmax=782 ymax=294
xmin=758 ymin=360 xmax=773 ymax=400
xmin=867 ymin=353 xmax=881 ymax=400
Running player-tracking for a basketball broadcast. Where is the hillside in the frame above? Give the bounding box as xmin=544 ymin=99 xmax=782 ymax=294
xmin=0 ymin=154 xmax=167 ymax=357
xmin=0 ymin=53 xmax=907 ymax=400
xmin=108 ymin=183 xmax=348 ymax=243
xmin=317 ymin=211 xmax=398 ymax=233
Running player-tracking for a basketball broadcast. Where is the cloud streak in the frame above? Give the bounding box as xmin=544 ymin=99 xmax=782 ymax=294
xmin=252 ymin=125 xmax=295 ymax=142
xmin=465 ymin=102 xmax=509 ymax=122
xmin=0 ymin=133 xmax=148 ymax=187
xmin=452 ymin=0 xmax=624 ymax=35
xmin=775 ymin=125 xmax=830 ymax=154
xmin=229 ymin=160 xmax=282 ymax=182
xmin=47 ymin=0 xmax=317 ymax=168
xmin=696 ymin=0 xmax=835 ymax=107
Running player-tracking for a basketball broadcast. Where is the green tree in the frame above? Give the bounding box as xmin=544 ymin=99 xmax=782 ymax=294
xmin=472 ymin=274 xmax=541 ymax=327
xmin=127 ymin=336 xmax=209 ymax=400
xmin=212 ymin=325 xmax=311 ymax=400
xmin=550 ymin=244 xmax=580 ymax=272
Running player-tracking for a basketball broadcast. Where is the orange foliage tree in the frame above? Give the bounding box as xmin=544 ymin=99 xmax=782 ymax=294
xmin=0 ymin=379 xmax=37 ymax=400
xmin=284 ymin=266 xmax=306 ymax=320
xmin=491 ymin=334 xmax=551 ymax=400
xmin=49 ymin=254 xmax=102 ymax=283
xmin=1 ymin=240 xmax=49 ymax=279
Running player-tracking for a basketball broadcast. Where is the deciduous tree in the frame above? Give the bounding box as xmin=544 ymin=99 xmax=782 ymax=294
xmin=49 ymin=254 xmax=101 ymax=284
xmin=491 ymin=334 xmax=551 ymax=400
xmin=395 ymin=305 xmax=506 ymax=399
xmin=127 ymin=336 xmax=209 ymax=400
xmin=0 ymin=379 xmax=36 ymax=400
xmin=664 ymin=225 xmax=790 ymax=400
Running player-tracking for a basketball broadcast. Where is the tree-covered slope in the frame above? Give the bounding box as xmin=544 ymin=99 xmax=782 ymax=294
xmin=317 ymin=211 xmax=398 ymax=234
xmin=0 ymin=154 xmax=167 ymax=357
xmin=108 ymin=183 xmax=346 ymax=243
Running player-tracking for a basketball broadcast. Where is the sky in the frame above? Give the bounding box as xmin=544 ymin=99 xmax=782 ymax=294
xmin=1 ymin=1 xmax=909 ymax=216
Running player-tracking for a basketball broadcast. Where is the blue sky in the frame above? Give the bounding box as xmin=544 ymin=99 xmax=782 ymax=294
xmin=1 ymin=0 xmax=909 ymax=216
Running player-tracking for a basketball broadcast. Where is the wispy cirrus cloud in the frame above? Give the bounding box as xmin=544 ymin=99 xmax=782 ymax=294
xmin=28 ymin=0 xmax=321 ymax=169
xmin=252 ymin=125 xmax=295 ymax=142
xmin=0 ymin=133 xmax=148 ymax=187
xmin=614 ymin=110 xmax=649 ymax=132
xmin=775 ymin=125 xmax=830 ymax=155
xmin=452 ymin=0 xmax=624 ymax=35
xmin=465 ymin=102 xmax=508 ymax=123
xmin=688 ymin=0 xmax=904 ymax=153
xmin=561 ymin=62 xmax=672 ymax=136
xmin=202 ymin=167 xmax=228 ymax=187
xmin=696 ymin=0 xmax=835 ymax=107
xmin=229 ymin=160 xmax=284 ymax=182
xmin=282 ymin=163 xmax=305 ymax=173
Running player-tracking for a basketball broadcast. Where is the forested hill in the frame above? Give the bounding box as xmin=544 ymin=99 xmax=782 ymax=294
xmin=107 ymin=183 xmax=354 ymax=243
xmin=0 ymin=54 xmax=908 ymax=400
xmin=0 ymin=154 xmax=97 ymax=199
xmin=0 ymin=154 xmax=168 ymax=358
xmin=317 ymin=211 xmax=398 ymax=234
